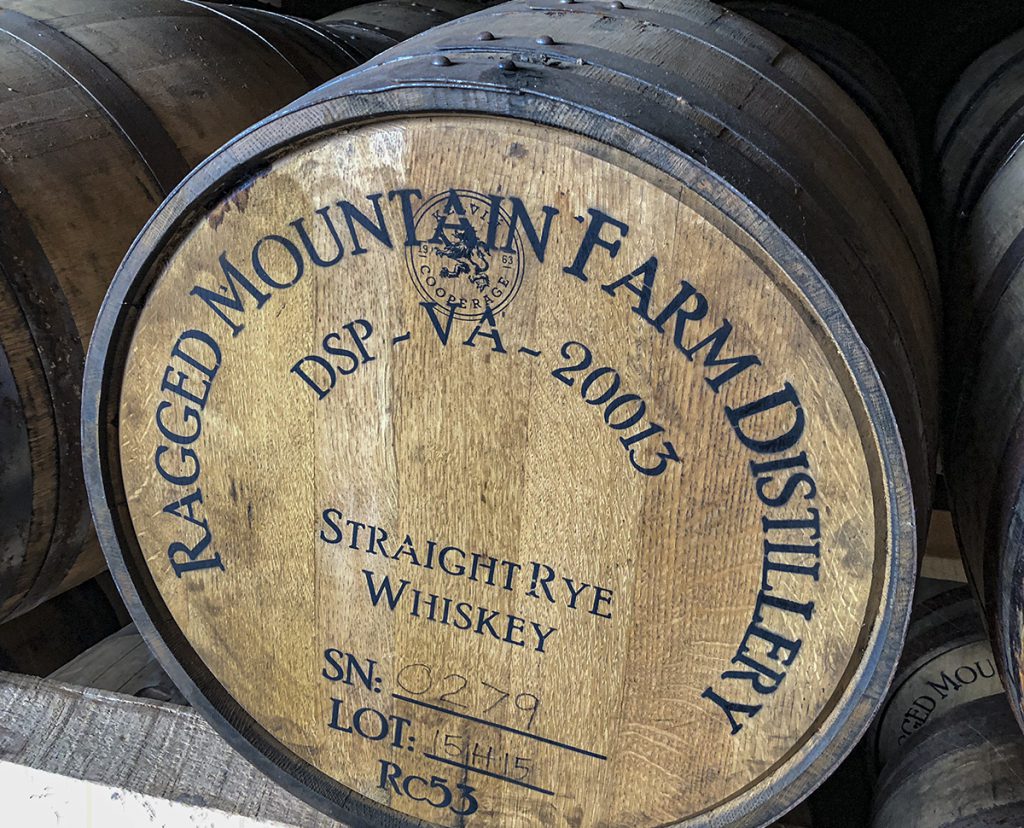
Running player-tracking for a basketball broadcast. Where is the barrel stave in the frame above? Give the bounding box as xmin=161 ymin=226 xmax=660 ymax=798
xmin=326 ymin=0 xmax=937 ymax=520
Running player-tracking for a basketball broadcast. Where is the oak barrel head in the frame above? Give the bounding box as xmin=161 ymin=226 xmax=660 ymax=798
xmin=84 ymin=2 xmax=932 ymax=825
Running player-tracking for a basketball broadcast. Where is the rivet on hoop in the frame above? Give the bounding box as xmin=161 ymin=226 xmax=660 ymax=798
xmin=497 ymin=59 xmax=517 ymax=72
xmin=476 ymin=31 xmax=496 ymax=40
xmin=535 ymin=35 xmax=555 ymax=45
xmin=430 ymin=55 xmax=454 ymax=67
xmin=609 ymin=1 xmax=625 ymax=7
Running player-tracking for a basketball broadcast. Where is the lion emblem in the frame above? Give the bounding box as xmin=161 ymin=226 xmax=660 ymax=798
xmin=406 ymin=189 xmax=525 ymax=320
xmin=432 ymin=217 xmax=492 ymax=293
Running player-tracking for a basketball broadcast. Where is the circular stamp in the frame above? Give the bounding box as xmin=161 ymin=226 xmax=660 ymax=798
xmin=405 ymin=189 xmax=525 ymax=319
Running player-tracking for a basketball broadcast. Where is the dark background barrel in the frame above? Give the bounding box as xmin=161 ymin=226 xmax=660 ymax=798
xmin=0 ymin=0 xmax=370 ymax=622
xmin=873 ymin=695 xmax=1024 ymax=827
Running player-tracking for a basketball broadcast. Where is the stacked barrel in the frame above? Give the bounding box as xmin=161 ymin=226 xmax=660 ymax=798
xmin=939 ymin=28 xmax=1024 ymax=736
xmin=871 ymin=581 xmax=1003 ymax=768
xmin=867 ymin=579 xmax=1023 ymax=826
xmin=725 ymin=2 xmax=921 ymax=189
xmin=0 ymin=0 xmax=374 ymax=622
xmin=78 ymin=2 xmax=937 ymax=826
xmin=13 ymin=0 xmax=1024 ymax=826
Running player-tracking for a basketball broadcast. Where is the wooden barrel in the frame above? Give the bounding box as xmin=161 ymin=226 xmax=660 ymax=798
xmin=936 ymin=28 xmax=1024 ymax=237
xmin=725 ymin=2 xmax=921 ymax=190
xmin=871 ymin=580 xmax=1003 ymax=768
xmin=0 ymin=0 xmax=378 ymax=623
xmin=321 ymin=0 xmax=497 ymax=50
xmin=939 ymin=31 xmax=1024 ymax=735
xmin=872 ymin=695 xmax=1024 ymax=827
xmin=82 ymin=2 xmax=937 ymax=825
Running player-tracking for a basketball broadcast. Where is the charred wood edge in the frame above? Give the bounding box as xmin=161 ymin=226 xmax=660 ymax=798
xmin=0 ymin=185 xmax=87 ymax=616
xmin=81 ymin=44 xmax=914 ymax=827
xmin=0 ymin=9 xmax=190 ymax=196
xmin=0 ymin=670 xmax=339 ymax=827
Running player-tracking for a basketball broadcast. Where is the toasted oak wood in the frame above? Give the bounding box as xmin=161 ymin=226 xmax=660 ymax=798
xmin=84 ymin=2 xmax=936 ymax=826
xmin=0 ymin=0 xmax=371 ymax=622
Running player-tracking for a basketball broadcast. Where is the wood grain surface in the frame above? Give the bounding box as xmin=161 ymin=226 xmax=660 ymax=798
xmin=84 ymin=2 xmax=935 ymax=826
xmin=0 ymin=671 xmax=340 ymax=827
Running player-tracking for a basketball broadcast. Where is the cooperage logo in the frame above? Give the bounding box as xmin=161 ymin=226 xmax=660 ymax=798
xmin=405 ymin=189 xmax=525 ymax=319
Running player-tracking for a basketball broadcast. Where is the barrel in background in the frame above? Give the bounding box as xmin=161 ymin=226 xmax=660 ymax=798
xmin=938 ymin=28 xmax=1024 ymax=736
xmin=871 ymin=580 xmax=1002 ymax=768
xmin=726 ymin=2 xmax=921 ymax=190
xmin=873 ymin=695 xmax=1024 ymax=827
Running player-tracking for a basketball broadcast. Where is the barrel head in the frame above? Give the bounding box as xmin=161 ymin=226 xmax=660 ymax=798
xmin=84 ymin=97 xmax=916 ymax=826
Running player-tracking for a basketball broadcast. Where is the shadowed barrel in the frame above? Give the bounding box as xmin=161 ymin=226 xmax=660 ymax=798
xmin=938 ymin=29 xmax=1024 ymax=738
xmin=870 ymin=580 xmax=1003 ymax=769
xmin=726 ymin=2 xmax=921 ymax=190
xmin=873 ymin=695 xmax=1024 ymax=827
